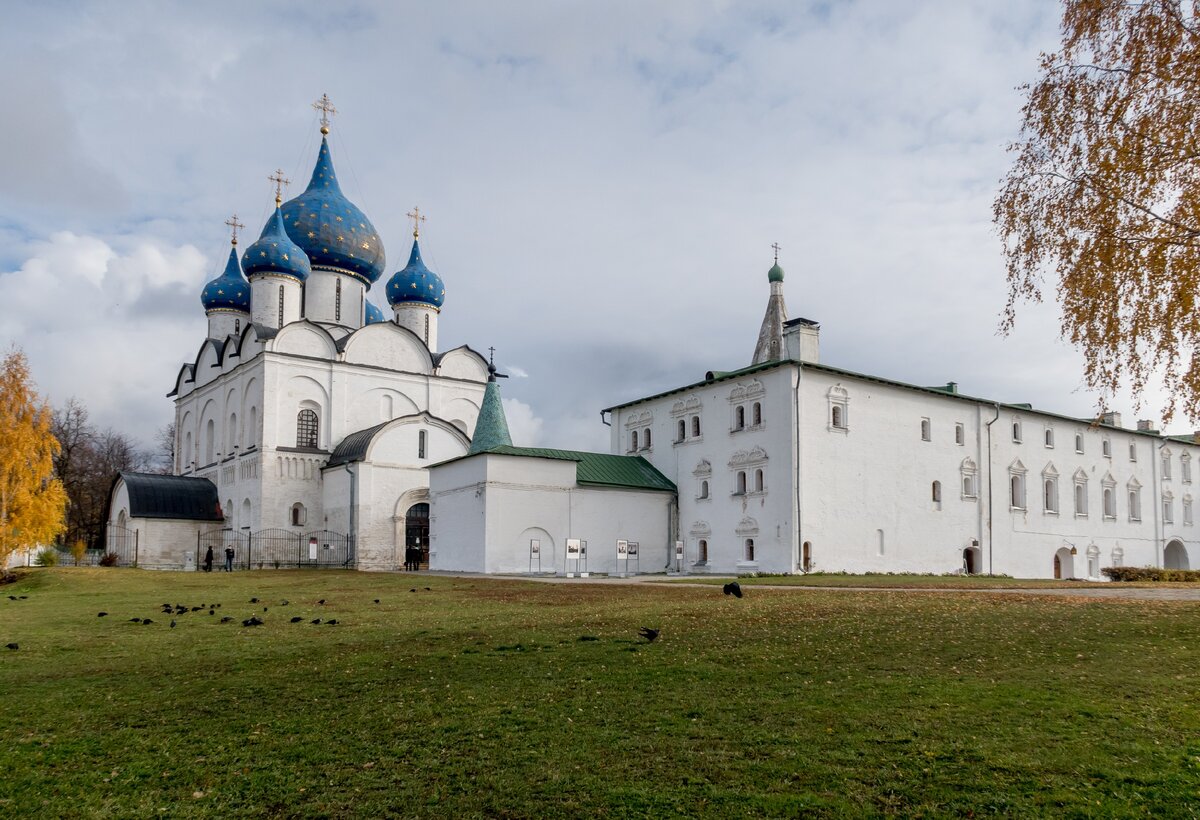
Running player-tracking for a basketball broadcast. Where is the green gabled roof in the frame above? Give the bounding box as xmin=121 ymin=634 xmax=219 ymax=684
xmin=440 ymin=444 xmax=676 ymax=492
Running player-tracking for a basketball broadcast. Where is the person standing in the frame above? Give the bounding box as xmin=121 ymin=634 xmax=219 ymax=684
xmin=203 ymin=546 xmax=214 ymax=573
xmin=224 ymin=546 xmax=234 ymax=572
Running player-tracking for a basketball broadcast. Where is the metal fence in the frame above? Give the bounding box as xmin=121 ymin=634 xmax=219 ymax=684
xmin=102 ymin=525 xmax=139 ymax=567
xmin=196 ymin=527 xmax=248 ymax=572
xmin=241 ymin=528 xmax=355 ymax=570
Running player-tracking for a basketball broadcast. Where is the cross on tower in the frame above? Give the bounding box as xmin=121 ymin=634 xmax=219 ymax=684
xmin=312 ymin=93 xmax=337 ymax=134
xmin=225 ymin=214 xmax=245 ymax=246
xmin=268 ymin=169 xmax=291 ymax=206
xmin=771 ymin=242 xmax=781 ymax=263
xmin=407 ymin=206 xmax=426 ymax=238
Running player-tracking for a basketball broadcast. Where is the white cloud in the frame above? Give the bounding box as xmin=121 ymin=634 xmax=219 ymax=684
xmin=501 ymin=397 xmax=544 ymax=447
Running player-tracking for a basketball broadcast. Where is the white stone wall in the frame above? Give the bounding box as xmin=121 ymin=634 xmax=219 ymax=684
xmin=430 ymin=453 xmax=674 ymax=575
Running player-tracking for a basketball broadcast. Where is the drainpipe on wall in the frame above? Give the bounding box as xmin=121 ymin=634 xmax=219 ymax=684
xmin=794 ymin=365 xmax=803 ymax=572
xmin=985 ymin=403 xmax=1001 ymax=576
xmin=344 ymin=463 xmax=358 ymax=565
xmin=1154 ymin=437 xmax=1165 ymax=567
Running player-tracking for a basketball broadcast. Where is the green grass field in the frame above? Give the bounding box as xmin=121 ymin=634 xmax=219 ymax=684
xmin=3 ymin=568 xmax=1200 ymax=817
xmin=669 ymin=573 xmax=1123 ymax=589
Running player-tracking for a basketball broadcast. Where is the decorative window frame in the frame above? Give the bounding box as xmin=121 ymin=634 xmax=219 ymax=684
xmin=1044 ymin=427 xmax=1054 ymax=448
xmin=827 ymin=385 xmax=849 ymax=433
xmin=1163 ymin=489 xmax=1175 ymax=524
xmin=960 ymin=457 xmax=978 ymax=500
xmin=1042 ymin=463 xmax=1059 ymax=515
xmin=1183 ymin=453 xmax=1193 ymax=483
xmin=1162 ymin=446 xmax=1173 ymax=480
xmin=1073 ymin=468 xmax=1089 ymax=518
xmin=1127 ymin=478 xmax=1142 ymax=522
xmin=1011 ymin=419 xmax=1023 ymax=444
xmin=955 ymin=423 xmax=965 ymax=446
xmin=1111 ymin=546 xmax=1124 ymax=567
xmin=1184 ymin=494 xmax=1194 ymax=526
xmin=1101 ymin=438 xmax=1112 ymax=458
xmin=1008 ymin=459 xmax=1027 ymax=510
xmin=1101 ymin=473 xmax=1117 ymax=520
xmin=1075 ymin=432 xmax=1085 ymax=454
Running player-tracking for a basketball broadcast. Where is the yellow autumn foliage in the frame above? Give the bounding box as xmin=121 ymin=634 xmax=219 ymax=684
xmin=995 ymin=0 xmax=1200 ymax=422
xmin=0 ymin=349 xmax=68 ymax=568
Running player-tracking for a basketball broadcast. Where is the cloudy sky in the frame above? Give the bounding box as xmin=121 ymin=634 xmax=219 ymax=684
xmin=0 ymin=1 xmax=1174 ymax=452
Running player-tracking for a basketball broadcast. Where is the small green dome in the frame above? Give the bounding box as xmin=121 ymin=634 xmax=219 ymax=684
xmin=767 ymin=262 xmax=784 ymax=283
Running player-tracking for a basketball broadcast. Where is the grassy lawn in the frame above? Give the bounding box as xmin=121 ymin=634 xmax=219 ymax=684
xmin=2 ymin=568 xmax=1200 ymax=817
xmin=667 ymin=573 xmax=1140 ymax=589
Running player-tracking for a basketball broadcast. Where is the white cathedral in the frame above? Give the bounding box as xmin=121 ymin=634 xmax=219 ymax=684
xmin=107 ymin=104 xmax=1200 ymax=579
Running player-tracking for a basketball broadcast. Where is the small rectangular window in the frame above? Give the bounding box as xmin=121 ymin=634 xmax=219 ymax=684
xmin=1044 ymin=428 xmax=1054 ymax=448
xmin=1130 ymin=442 xmax=1137 ymax=462
xmin=1012 ymin=421 xmax=1022 ymax=443
xmin=955 ymin=423 xmax=964 ymax=446
xmin=920 ymin=418 xmax=931 ymax=441
xmin=1102 ymin=439 xmax=1111 ymax=458
xmin=1075 ymin=433 xmax=1084 ymax=454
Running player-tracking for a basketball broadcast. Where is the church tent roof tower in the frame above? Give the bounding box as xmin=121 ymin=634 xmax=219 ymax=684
xmin=280 ymin=100 xmax=386 ymax=287
xmin=200 ymin=244 xmax=250 ymax=314
xmin=751 ymin=246 xmax=788 ymax=365
xmin=467 ymin=357 xmax=513 ymax=455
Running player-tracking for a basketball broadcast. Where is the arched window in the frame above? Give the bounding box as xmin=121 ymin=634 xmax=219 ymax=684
xmin=1010 ymin=474 xmax=1025 ymax=509
xmin=184 ymin=431 xmax=193 ymax=468
xmin=691 ymin=415 xmax=701 ymax=437
xmin=744 ymin=538 xmax=755 ymax=562
xmin=932 ymin=481 xmax=942 ymax=503
xmin=1102 ymin=438 xmax=1111 ymax=458
xmin=698 ymin=539 xmax=708 ymax=563
xmin=1129 ymin=487 xmax=1142 ymax=521
xmin=246 ymin=406 xmax=257 ymax=448
xmin=1103 ymin=487 xmax=1115 ymax=518
xmin=291 ymin=503 xmax=306 ymax=527
xmin=204 ymin=419 xmax=215 ymax=465
xmin=734 ymin=406 xmax=745 ymax=430
xmin=754 ymin=469 xmax=764 ymax=493
xmin=921 ymin=419 xmax=931 ymax=441
xmin=698 ymin=480 xmax=709 ymax=499
xmin=752 ymin=402 xmax=762 ymax=426
xmin=1075 ymin=433 xmax=1084 ymax=453
xmin=643 ymin=428 xmax=652 ymax=449
xmin=1163 ymin=452 xmax=1173 ymax=479
xmin=735 ymin=471 xmax=747 ymax=495
xmin=1074 ymin=482 xmax=1087 ymax=516
xmin=228 ymin=412 xmax=238 ymax=454
xmin=1012 ymin=421 xmax=1022 ymax=443
xmin=802 ymin=541 xmax=812 ymax=572
xmin=1044 ymin=478 xmax=1058 ymax=513
xmin=1045 ymin=428 xmax=1054 ymax=447
xmin=831 ymin=405 xmax=844 ymax=429
xmin=677 ymin=419 xmax=686 ymax=442
xmin=418 ymin=430 xmax=427 ymax=460
xmin=297 ymin=409 xmax=319 ymax=449
xmin=630 ymin=430 xmax=638 ymax=452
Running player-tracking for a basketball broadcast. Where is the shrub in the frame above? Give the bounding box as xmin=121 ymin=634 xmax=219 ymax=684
xmin=1101 ymin=566 xmax=1200 ymax=582
xmin=98 ymin=552 xmax=120 ymax=567
xmin=34 ymin=548 xmax=59 ymax=567
xmin=70 ymin=540 xmax=87 ymax=567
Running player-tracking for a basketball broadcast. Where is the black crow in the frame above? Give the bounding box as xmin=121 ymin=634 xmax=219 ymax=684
xmin=142 ymin=619 xmax=154 ymax=625
xmin=290 ymin=616 xmax=304 ymax=623
xmin=424 ymin=587 xmax=431 ymax=591
xmin=410 ymin=589 xmax=416 ymax=593
xmin=310 ymin=618 xmax=321 ymax=625
xmin=723 ymin=582 xmax=743 ymax=599
xmin=7 ymin=595 xmax=16 ymax=600
xmin=249 ymin=598 xmax=259 ymax=604
xmin=638 ymin=627 xmax=660 ymax=643
xmin=170 ymin=620 xmax=177 ymax=629
xmin=242 ymin=616 xmax=263 ymax=627
xmin=130 ymin=617 xmax=142 ymax=623
xmin=97 ymin=612 xmax=108 ymax=617
xmin=220 ymin=616 xmax=233 ymax=623
xmin=208 ymin=610 xmax=214 ymax=615
xmin=317 ymin=599 xmax=326 ymax=605
xmin=262 ymin=607 xmax=268 ymax=612
xmin=280 ymin=600 xmax=289 ymax=606
xmin=191 ymin=606 xmax=202 ymax=612
xmin=5 ymin=643 xmax=17 ymax=650
xmin=18 ymin=595 xmax=27 ymax=599
xmin=326 ymin=619 xmax=338 ymax=625
xmin=374 ymin=599 xmax=381 ymax=603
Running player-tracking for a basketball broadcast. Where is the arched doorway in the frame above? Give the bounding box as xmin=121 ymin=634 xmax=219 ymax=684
xmin=405 ymin=503 xmax=430 ymax=569
xmin=1164 ymin=539 xmax=1190 ymax=570
xmin=962 ymin=547 xmax=981 ymax=575
xmin=1054 ymin=547 xmax=1074 ymax=579
xmin=801 ymin=541 xmax=812 ymax=573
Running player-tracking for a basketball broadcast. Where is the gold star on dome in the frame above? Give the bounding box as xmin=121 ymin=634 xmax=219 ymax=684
xmin=283 ymin=253 xmax=289 ymax=261
xmin=307 ymin=231 xmax=315 ymax=238
xmin=361 ymin=242 xmax=370 ymax=250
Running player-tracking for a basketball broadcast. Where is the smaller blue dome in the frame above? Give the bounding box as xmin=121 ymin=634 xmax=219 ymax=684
xmin=201 ymin=247 xmax=250 ymax=313
xmin=364 ymin=300 xmax=385 ymax=325
xmin=386 ymin=239 xmax=445 ymax=309
xmin=243 ymin=207 xmax=311 ymax=282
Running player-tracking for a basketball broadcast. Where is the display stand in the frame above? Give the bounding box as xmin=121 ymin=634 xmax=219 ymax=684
xmin=565 ymin=538 xmax=582 ymax=577
xmin=529 ymin=539 xmax=541 ymax=574
xmin=615 ymin=539 xmax=628 ymax=578
xmin=579 ymin=541 xmax=588 ymax=577
xmin=627 ymin=541 xmax=640 ymax=575
xmin=674 ymin=540 xmax=685 ymax=573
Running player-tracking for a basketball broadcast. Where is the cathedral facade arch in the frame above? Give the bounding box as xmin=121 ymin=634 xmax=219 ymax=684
xmin=342 ymin=322 xmax=434 ymax=373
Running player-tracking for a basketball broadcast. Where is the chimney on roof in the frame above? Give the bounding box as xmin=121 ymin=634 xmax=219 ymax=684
xmin=1100 ymin=411 xmax=1122 ymax=428
xmin=783 ymin=317 xmax=819 ymax=364
xmin=1137 ymin=419 xmax=1157 ymax=433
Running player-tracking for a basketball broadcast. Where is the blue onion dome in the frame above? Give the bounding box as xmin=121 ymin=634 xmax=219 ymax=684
xmin=364 ymin=299 xmax=385 ymax=325
xmin=243 ymin=207 xmax=311 ymax=282
xmin=280 ymin=137 xmax=386 ymax=286
xmin=200 ymin=247 xmax=251 ymax=313
xmin=386 ymin=239 xmax=445 ymax=309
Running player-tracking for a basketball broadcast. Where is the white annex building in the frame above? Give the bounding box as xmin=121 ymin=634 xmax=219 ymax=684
xmin=107 ymin=101 xmax=1200 ymax=579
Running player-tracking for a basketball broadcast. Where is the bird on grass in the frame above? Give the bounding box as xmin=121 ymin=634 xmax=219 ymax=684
xmin=208 ymin=610 xmax=214 ymax=616
xmin=170 ymin=620 xmax=177 ymax=629
xmin=374 ymin=599 xmax=381 ymax=604
xmin=280 ymin=600 xmax=289 ymax=606
xmin=410 ymin=589 xmax=416 ymax=593
xmin=191 ymin=606 xmax=202 ymax=612
xmin=242 ymin=616 xmax=263 ymax=627
xmin=249 ymin=598 xmax=259 ymax=604
xmin=220 ymin=616 xmax=233 ymax=623
xmin=129 ymin=617 xmax=142 ymax=623
xmin=5 ymin=643 xmax=17 ymax=650
xmin=424 ymin=587 xmax=431 ymax=591
xmin=311 ymin=618 xmax=322 ymax=625
xmin=18 ymin=596 xmax=27 ymax=599
xmin=290 ymin=616 xmax=304 ymax=623
xmin=723 ymin=582 xmax=743 ymax=599
xmin=7 ymin=595 xmax=17 ymax=601
xmin=97 ymin=612 xmax=108 ymax=618
xmin=326 ymin=619 xmax=338 ymax=626
xmin=317 ymin=599 xmax=326 ymax=605
xmin=262 ymin=607 xmax=268 ymax=613
xmin=142 ymin=619 xmax=154 ymax=625
xmin=638 ymin=627 xmax=660 ymax=643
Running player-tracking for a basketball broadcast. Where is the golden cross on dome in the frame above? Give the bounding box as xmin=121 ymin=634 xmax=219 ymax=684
xmin=225 ymin=214 xmax=245 ymax=246
xmin=268 ymin=169 xmax=290 ymax=206
xmin=312 ymin=93 xmax=337 ymax=134
xmin=771 ymin=242 xmax=781 ymax=263
xmin=407 ymin=206 xmax=426 ymax=238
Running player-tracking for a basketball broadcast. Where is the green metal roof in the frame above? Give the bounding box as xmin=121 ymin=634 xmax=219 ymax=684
xmin=468 ymin=379 xmax=513 ymax=455
xmin=439 ymin=445 xmax=676 ymax=492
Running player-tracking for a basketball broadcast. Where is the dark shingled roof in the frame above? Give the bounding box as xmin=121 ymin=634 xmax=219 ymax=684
xmin=118 ymin=472 xmax=222 ymax=521
xmin=327 ymin=420 xmax=391 ymax=467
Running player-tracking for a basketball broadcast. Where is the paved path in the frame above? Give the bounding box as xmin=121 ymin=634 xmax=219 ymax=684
xmin=429 ymin=571 xmax=1200 ymax=600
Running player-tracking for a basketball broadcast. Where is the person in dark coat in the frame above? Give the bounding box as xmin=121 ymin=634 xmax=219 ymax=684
xmin=224 ymin=546 xmax=234 ymax=572
xmin=204 ymin=546 xmax=214 ymax=573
